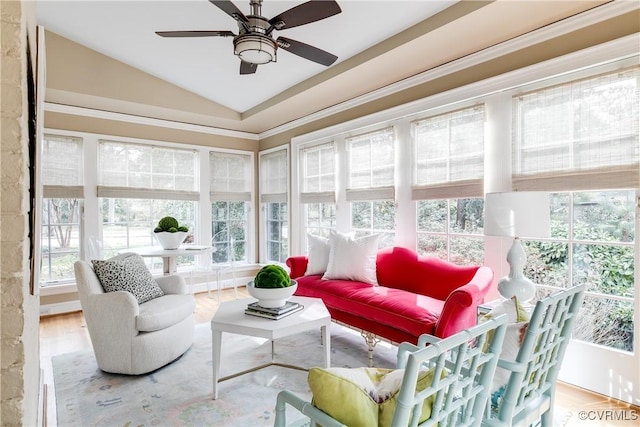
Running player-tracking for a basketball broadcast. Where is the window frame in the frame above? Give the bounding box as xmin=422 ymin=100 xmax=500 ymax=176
xmin=259 ymin=146 xmax=290 ymax=264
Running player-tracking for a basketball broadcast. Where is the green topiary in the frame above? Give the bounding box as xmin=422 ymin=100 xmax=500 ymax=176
xmin=155 ymin=216 xmax=188 ymax=233
xmin=254 ymin=264 xmax=291 ymax=288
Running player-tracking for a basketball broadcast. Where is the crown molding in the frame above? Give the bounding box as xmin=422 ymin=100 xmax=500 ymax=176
xmin=44 ymin=102 xmax=260 ymax=140
xmin=291 ymin=33 xmax=639 ymax=145
xmin=262 ymin=0 xmax=639 ymax=140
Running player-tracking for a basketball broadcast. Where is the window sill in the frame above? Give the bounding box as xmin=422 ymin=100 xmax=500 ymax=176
xmin=39 ymin=283 xmax=78 ymax=296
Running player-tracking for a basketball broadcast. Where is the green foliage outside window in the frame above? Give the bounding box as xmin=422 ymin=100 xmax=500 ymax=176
xmin=524 ymin=191 xmax=635 ymax=352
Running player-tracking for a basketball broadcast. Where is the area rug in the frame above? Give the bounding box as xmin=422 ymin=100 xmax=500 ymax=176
xmin=53 ymin=323 xmax=398 ymax=426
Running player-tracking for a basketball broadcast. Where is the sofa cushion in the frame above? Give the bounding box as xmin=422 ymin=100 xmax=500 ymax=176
xmin=297 ymin=275 xmax=441 ymax=338
xmin=92 ymin=253 xmax=164 ymax=304
xmin=136 ymin=294 xmax=196 ymax=332
xmin=323 ymin=232 xmax=379 ymax=285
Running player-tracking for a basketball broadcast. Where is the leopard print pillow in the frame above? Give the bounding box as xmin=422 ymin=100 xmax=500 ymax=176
xmin=92 ymin=253 xmax=164 ymax=304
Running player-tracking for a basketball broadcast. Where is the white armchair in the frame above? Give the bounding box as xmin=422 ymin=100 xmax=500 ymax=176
xmin=74 ymin=259 xmax=196 ymax=375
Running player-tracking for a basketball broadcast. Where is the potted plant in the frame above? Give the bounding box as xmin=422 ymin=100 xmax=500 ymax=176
xmin=247 ymin=264 xmax=297 ymax=308
xmin=153 ymin=216 xmax=189 ymax=249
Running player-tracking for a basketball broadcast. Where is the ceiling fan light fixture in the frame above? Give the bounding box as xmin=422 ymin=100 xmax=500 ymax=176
xmin=234 ymin=34 xmax=276 ymax=65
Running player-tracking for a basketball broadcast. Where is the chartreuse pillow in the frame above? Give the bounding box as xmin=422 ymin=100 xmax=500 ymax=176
xmin=308 ymin=366 xmax=436 ymax=427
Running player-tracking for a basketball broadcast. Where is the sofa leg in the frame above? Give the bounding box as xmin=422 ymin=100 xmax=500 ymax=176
xmin=361 ymin=331 xmax=380 ymax=367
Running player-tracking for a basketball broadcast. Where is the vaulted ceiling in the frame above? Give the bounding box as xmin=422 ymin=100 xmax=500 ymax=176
xmin=37 ymin=1 xmax=628 ymax=135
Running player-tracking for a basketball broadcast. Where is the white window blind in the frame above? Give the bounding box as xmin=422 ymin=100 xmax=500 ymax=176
xmin=412 ymin=106 xmax=485 ymax=200
xmin=300 ymin=142 xmax=336 ymax=204
xmin=512 ymin=67 xmax=640 ymax=191
xmin=210 ymin=151 xmax=252 ymax=201
xmin=260 ymin=149 xmax=288 ymax=203
xmin=97 ymin=140 xmax=199 ymax=200
xmin=42 ymin=134 xmax=84 ymax=198
xmin=347 ymin=127 xmax=395 ymax=201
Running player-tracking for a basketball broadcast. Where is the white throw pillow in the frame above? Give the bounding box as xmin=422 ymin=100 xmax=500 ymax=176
xmin=323 ymin=232 xmax=380 ymax=285
xmin=305 ymin=233 xmax=331 ymax=275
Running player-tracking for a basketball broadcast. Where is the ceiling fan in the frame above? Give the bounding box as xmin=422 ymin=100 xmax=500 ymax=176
xmin=156 ymin=0 xmax=342 ymax=75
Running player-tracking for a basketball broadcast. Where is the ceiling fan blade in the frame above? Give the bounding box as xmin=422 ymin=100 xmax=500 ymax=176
xmin=156 ymin=30 xmax=235 ymax=38
xmin=277 ymin=37 xmax=337 ymax=66
xmin=269 ymin=1 xmax=341 ymax=30
xmin=209 ymin=0 xmax=248 ymax=23
xmin=240 ymin=61 xmax=257 ymax=75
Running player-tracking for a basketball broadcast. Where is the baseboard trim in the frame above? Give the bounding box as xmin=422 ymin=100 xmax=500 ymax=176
xmin=40 ymin=300 xmax=82 ymax=317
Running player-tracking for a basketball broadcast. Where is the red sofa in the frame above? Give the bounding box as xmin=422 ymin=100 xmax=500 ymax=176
xmin=287 ymin=246 xmax=493 ymax=357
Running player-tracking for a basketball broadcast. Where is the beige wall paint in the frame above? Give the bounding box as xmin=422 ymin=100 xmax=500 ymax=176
xmin=1 ymin=1 xmax=41 ymax=425
xmin=44 ymin=31 xmax=244 ymax=127
xmin=45 ymin=111 xmax=257 ymax=150
xmin=259 ymin=10 xmax=640 ymax=151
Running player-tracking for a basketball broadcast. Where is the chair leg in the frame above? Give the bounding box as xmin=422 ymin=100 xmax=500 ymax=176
xmin=215 ymin=270 xmax=222 ymax=303
xmin=189 ymin=271 xmax=196 ymax=294
xmin=204 ymin=271 xmax=212 ymax=299
xmin=230 ymin=265 xmax=237 ymax=299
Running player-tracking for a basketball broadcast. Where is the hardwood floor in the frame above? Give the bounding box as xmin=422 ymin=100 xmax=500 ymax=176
xmin=40 ymin=287 xmax=637 ymax=426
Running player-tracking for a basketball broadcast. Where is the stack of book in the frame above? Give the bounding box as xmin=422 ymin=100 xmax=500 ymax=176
xmin=244 ymin=300 xmax=304 ymax=320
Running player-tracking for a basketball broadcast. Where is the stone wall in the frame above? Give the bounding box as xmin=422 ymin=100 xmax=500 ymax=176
xmin=1 ymin=1 xmax=41 ymax=425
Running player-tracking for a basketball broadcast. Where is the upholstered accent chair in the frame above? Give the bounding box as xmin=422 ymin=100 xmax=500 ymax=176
xmin=74 ymin=258 xmax=196 ymax=375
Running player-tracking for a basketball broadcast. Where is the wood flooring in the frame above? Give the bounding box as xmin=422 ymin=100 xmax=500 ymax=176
xmin=40 ymin=287 xmax=638 ymax=426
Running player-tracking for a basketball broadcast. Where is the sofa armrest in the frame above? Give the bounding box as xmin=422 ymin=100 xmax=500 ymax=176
xmin=156 ymin=274 xmax=188 ymax=294
xmin=286 ymin=256 xmax=309 ymax=279
xmin=433 ymin=266 xmax=493 ymax=338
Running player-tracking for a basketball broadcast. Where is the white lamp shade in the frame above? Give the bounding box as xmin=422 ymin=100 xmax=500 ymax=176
xmin=234 ymin=35 xmax=276 ymax=65
xmin=484 ymin=192 xmax=550 ymax=238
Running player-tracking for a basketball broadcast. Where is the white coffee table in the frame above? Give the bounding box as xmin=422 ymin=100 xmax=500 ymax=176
xmin=211 ymin=296 xmax=331 ymax=399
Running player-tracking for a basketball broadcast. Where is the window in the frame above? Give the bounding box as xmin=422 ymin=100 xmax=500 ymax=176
xmin=98 ymin=140 xmax=199 ymax=272
xmin=40 ymin=134 xmax=84 ymax=286
xmin=347 ymin=128 xmax=396 ymax=246
xmin=305 ymin=203 xmax=336 ymax=238
xmin=210 ymin=151 xmax=253 ymax=264
xmin=417 ymin=198 xmax=485 ymax=265
xmin=260 ymin=148 xmax=289 ymax=263
xmin=300 ymin=142 xmax=337 ymax=243
xmin=99 ymin=198 xmax=196 ymax=271
xmin=513 ymin=67 xmax=639 ymax=351
xmin=412 ymin=106 xmax=485 ymax=263
xmin=513 ymin=67 xmax=639 ymax=191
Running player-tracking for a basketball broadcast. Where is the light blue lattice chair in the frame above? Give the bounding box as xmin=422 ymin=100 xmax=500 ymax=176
xmin=274 ymin=314 xmax=508 ymax=427
xmin=482 ymin=284 xmax=585 ymax=427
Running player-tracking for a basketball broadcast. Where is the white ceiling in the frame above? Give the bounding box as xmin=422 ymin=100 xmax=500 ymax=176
xmin=36 ymin=1 xmax=624 ymax=134
xmin=36 ymin=0 xmax=457 ymax=113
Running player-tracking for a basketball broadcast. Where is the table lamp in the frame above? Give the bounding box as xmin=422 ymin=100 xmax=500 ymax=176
xmin=484 ymin=192 xmax=550 ymax=301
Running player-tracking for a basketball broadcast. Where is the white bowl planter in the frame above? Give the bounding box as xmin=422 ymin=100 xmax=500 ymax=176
xmin=154 ymin=231 xmax=188 ymax=250
xmin=247 ymin=280 xmax=298 ymax=308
